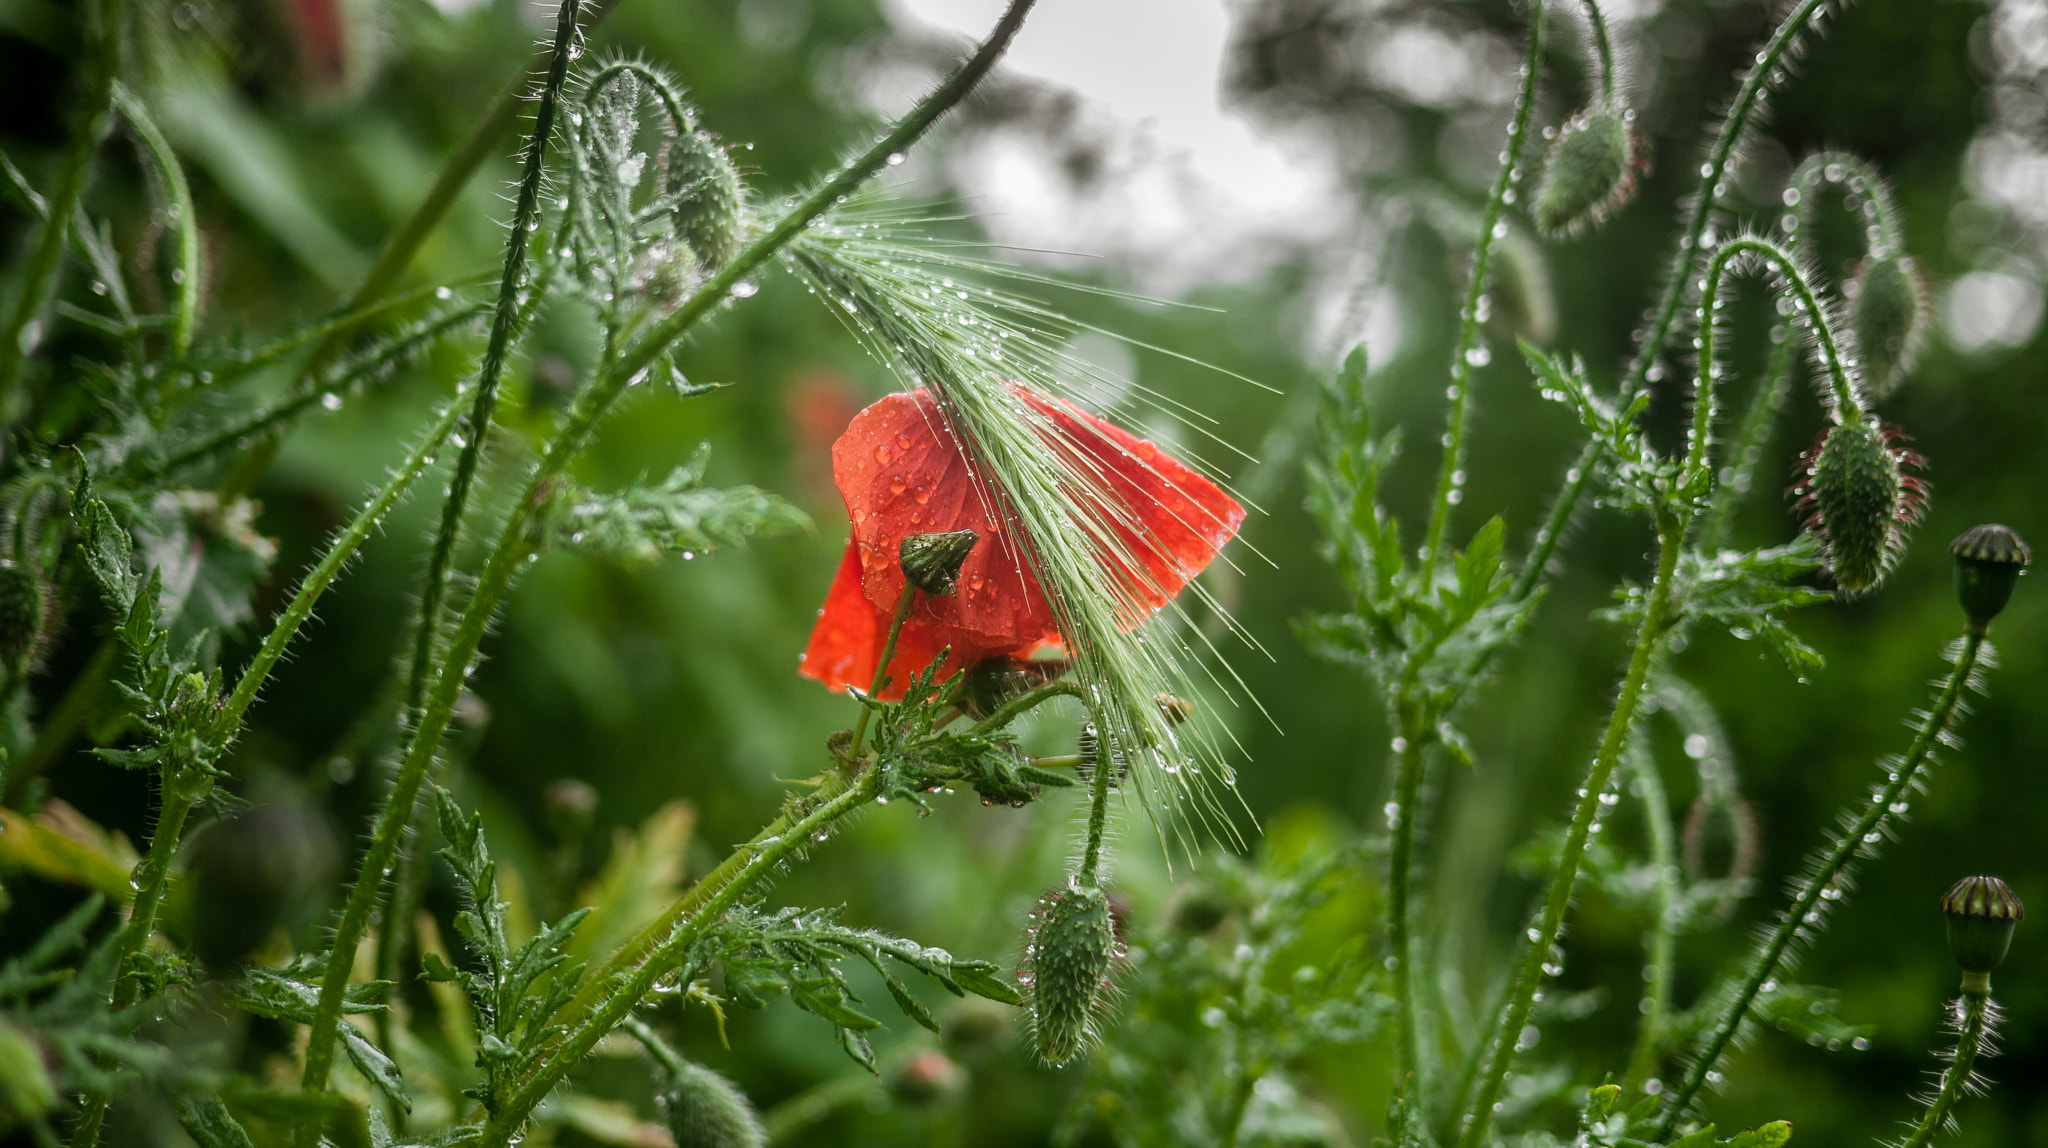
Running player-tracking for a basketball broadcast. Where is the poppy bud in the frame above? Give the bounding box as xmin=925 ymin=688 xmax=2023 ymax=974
xmin=1533 ymin=104 xmax=1646 ymax=237
xmin=1791 ymin=418 xmax=1925 ymax=598
xmin=891 ymin=1050 xmax=965 ymax=1106
xmin=1023 ymin=882 xmax=1118 ymax=1067
xmin=187 ymin=802 xmax=337 ymax=971
xmin=1848 ymin=254 xmax=1927 ymax=399
xmin=666 ymin=132 xmax=745 ymax=274
xmin=0 ymin=559 xmax=49 ymax=671
xmin=1950 ymin=524 xmax=2030 ymax=632
xmin=1941 ymin=875 xmax=2023 ymax=994
xmin=0 ymin=1016 xmax=53 ymax=1131
xmin=660 ymin=1059 xmax=766 ymax=1148
xmin=899 ymin=529 xmax=978 ymax=596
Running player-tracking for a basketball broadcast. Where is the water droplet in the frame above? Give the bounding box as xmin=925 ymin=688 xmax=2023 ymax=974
xmin=321 ymin=393 xmax=344 ymax=412
xmin=731 ymin=280 xmax=759 ymax=299
xmin=886 ymin=152 xmax=906 ymax=166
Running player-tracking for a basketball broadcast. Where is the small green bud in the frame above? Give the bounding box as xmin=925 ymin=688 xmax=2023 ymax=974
xmin=1950 ymin=524 xmax=2030 ymax=631
xmin=667 ymin=132 xmax=745 ymax=273
xmin=1941 ymin=875 xmax=2023 ymax=994
xmin=1848 ymin=254 xmax=1927 ymax=399
xmin=1023 ymin=881 xmax=1119 ymax=1067
xmin=899 ymin=529 xmax=978 ymax=596
xmin=1792 ymin=418 xmax=1925 ymax=598
xmin=660 ymin=1059 xmax=766 ymax=1148
xmin=0 ymin=560 xmax=48 ymax=671
xmin=0 ymin=1016 xmax=54 ymax=1131
xmin=1533 ymin=104 xmax=1646 ymax=237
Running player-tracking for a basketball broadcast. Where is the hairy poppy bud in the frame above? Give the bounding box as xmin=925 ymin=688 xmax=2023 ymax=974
xmin=188 ymin=802 xmax=337 ymax=971
xmin=899 ymin=529 xmax=978 ymax=596
xmin=1849 ymin=254 xmax=1927 ymax=399
xmin=1941 ymin=875 xmax=2023 ymax=994
xmin=0 ymin=560 xmax=49 ymax=671
xmin=667 ymin=132 xmax=745 ymax=273
xmin=1023 ymin=882 xmax=1118 ymax=1067
xmin=660 ymin=1059 xmax=766 ymax=1148
xmin=1533 ymin=105 xmax=1646 ymax=237
xmin=0 ymin=1016 xmax=53 ymax=1131
xmin=1792 ymin=418 xmax=1925 ymax=598
xmin=1950 ymin=524 xmax=2030 ymax=632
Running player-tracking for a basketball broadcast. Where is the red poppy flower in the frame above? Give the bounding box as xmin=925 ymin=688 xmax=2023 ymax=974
xmin=799 ymin=385 xmax=1244 ymax=699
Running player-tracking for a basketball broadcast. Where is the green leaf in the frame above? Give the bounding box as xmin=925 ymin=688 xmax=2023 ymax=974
xmin=1722 ymin=1123 xmax=1792 ymax=1148
xmin=550 ymin=446 xmax=808 ymax=565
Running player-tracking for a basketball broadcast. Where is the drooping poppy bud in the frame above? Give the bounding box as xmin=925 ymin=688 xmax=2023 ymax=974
xmin=1950 ymin=524 xmax=2030 ymax=632
xmin=0 ymin=559 xmax=49 ymax=672
xmin=1023 ymin=881 xmax=1118 ymax=1067
xmin=666 ymin=132 xmax=745 ymax=273
xmin=1941 ymin=875 xmax=2023 ymax=994
xmin=1847 ymin=254 xmax=1927 ymax=400
xmin=1791 ymin=417 xmax=1926 ymax=598
xmin=1533 ymin=104 xmax=1646 ymax=237
xmin=899 ymin=529 xmax=978 ymax=596
xmin=660 ymin=1059 xmax=767 ymax=1148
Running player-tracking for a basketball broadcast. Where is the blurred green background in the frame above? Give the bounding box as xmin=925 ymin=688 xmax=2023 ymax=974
xmin=3 ymin=0 xmax=2046 ymax=1141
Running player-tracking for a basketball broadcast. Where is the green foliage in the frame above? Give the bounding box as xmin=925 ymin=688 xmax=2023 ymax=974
xmin=548 ymin=445 xmax=809 ymax=566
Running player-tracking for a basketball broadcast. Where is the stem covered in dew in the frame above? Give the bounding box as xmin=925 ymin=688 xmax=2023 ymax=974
xmin=1578 ymin=0 xmax=1617 ymax=100
xmin=1077 ymin=712 xmax=1117 ymax=885
xmin=1422 ymin=0 xmax=1545 ymax=586
xmin=1387 ymin=710 xmax=1430 ymax=1103
xmin=110 ymin=85 xmax=199 ymax=357
xmin=1622 ymin=739 xmax=1678 ymax=1092
xmin=1455 ymin=512 xmax=1684 ymax=1148
xmin=0 ymin=0 xmax=127 ymax=414
xmin=1653 ymin=631 xmax=1989 ymax=1136
xmin=1899 ymin=993 xmax=1994 ymax=1148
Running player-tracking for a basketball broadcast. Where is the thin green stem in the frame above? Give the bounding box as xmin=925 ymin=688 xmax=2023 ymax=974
xmin=1654 ymin=631 xmax=1988 ymax=1136
xmin=1789 ymin=150 xmax=1905 ymax=258
xmin=1578 ymin=0 xmax=1616 ymax=100
xmin=1422 ymin=0 xmax=1544 ymax=586
xmin=216 ymin=397 xmax=466 ymax=738
xmin=68 ymin=770 xmax=204 ymax=1148
xmin=0 ymin=0 xmax=126 ymax=415
xmin=110 ymin=84 xmax=198 ymax=356
xmin=1455 ymin=512 xmax=1683 ymax=1148
xmin=1701 ymin=329 xmax=1795 ymax=553
xmin=4 ymin=639 xmax=115 ymax=806
xmin=1077 ymin=713 xmax=1116 ymax=885
xmin=1695 ymin=236 xmax=1858 ymax=469
xmin=1387 ymin=712 xmax=1429 ymax=1104
xmin=1513 ymin=442 xmax=1596 ymax=602
xmin=968 ymin=679 xmax=1088 ymax=737
xmin=1899 ymin=993 xmax=1992 ymax=1148
xmin=476 ymin=766 xmax=887 ymax=1147
xmin=1622 ymin=740 xmax=1677 ymax=1092
xmin=848 ymin=584 xmax=918 ymax=757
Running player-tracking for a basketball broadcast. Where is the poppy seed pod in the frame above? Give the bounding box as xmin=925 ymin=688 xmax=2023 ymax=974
xmin=899 ymin=529 xmax=979 ymax=597
xmin=0 ymin=559 xmax=48 ymax=671
xmin=660 ymin=1059 xmax=766 ymax=1148
xmin=1533 ymin=104 xmax=1646 ymax=236
xmin=1950 ymin=524 xmax=2030 ymax=631
xmin=666 ymin=132 xmax=745 ymax=274
xmin=1848 ymin=254 xmax=1927 ymax=399
xmin=1941 ymin=875 xmax=2024 ymax=994
xmin=1791 ymin=417 xmax=1926 ymax=598
xmin=1024 ymin=882 xmax=1118 ymax=1067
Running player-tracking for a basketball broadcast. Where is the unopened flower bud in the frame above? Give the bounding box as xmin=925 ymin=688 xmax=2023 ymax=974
xmin=0 ymin=560 xmax=48 ymax=672
xmin=667 ymin=132 xmax=745 ymax=274
xmin=660 ymin=1059 xmax=766 ymax=1148
xmin=891 ymin=1050 xmax=964 ymax=1106
xmin=1792 ymin=417 xmax=1925 ymax=598
xmin=1941 ymin=875 xmax=2023 ymax=994
xmin=1533 ymin=104 xmax=1646 ymax=237
xmin=1848 ymin=254 xmax=1927 ymax=399
xmin=1950 ymin=524 xmax=2030 ymax=632
xmin=899 ymin=529 xmax=978 ymax=596
xmin=1023 ymin=882 xmax=1118 ymax=1067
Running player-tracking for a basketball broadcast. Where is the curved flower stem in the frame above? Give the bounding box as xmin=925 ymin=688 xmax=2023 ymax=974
xmin=969 ymin=679 xmax=1089 ymax=736
xmin=68 ymin=768 xmax=205 ymax=1148
xmin=1700 ymin=329 xmax=1795 ymax=553
xmin=1578 ymin=0 xmax=1617 ymax=100
xmin=109 ymin=84 xmax=198 ymax=357
xmin=475 ymin=765 xmax=888 ymax=1147
xmin=1899 ymin=993 xmax=1993 ymax=1148
xmin=0 ymin=0 xmax=127 ymax=415
xmin=848 ymin=584 xmax=918 ymax=757
xmin=1421 ymin=0 xmax=1544 ymax=587
xmin=1454 ymin=510 xmax=1683 ymax=1148
xmin=1788 ymin=150 xmax=1905 ymax=259
xmin=1622 ymin=739 xmax=1677 ymax=1092
xmin=1653 ymin=630 xmax=1987 ymax=1137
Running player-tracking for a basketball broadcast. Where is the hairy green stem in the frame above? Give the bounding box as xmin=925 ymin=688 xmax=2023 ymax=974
xmin=1455 ymin=512 xmax=1683 ymax=1148
xmin=1077 ymin=713 xmax=1116 ymax=885
xmin=1422 ymin=0 xmax=1544 ymax=586
xmin=1578 ymin=0 xmax=1616 ymax=100
xmin=1387 ymin=713 xmax=1430 ymax=1105
xmin=848 ymin=584 xmax=918 ymax=757
xmin=0 ymin=0 xmax=127 ymax=414
xmin=110 ymin=84 xmax=198 ymax=356
xmin=68 ymin=770 xmax=204 ymax=1148
xmin=1899 ymin=993 xmax=1992 ymax=1148
xmin=969 ymin=679 xmax=1089 ymax=737
xmin=477 ymin=766 xmax=887 ymax=1147
xmin=1622 ymin=740 xmax=1677 ymax=1091
xmin=1789 ymin=150 xmax=1904 ymax=258
xmin=1700 ymin=329 xmax=1795 ymax=553
xmin=1654 ymin=631 xmax=1987 ymax=1135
